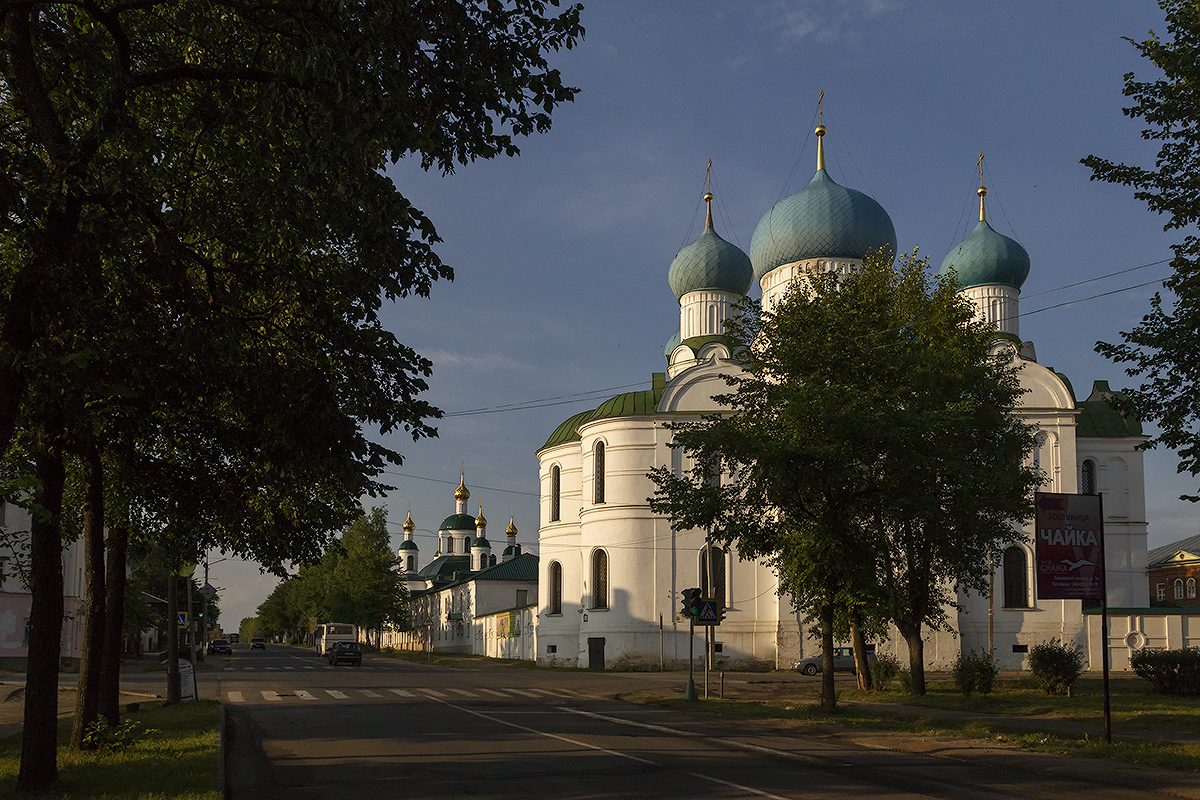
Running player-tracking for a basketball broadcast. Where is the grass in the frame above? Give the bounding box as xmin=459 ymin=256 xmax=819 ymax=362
xmin=628 ymin=675 xmax=1200 ymax=773
xmin=377 ymin=648 xmax=544 ymax=670
xmin=0 ymin=700 xmax=221 ymax=799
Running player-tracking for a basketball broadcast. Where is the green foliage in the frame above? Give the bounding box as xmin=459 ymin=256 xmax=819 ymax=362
xmin=1130 ymin=646 xmax=1200 ymax=696
xmin=1028 ymin=638 xmax=1085 ymax=695
xmin=1082 ymin=0 xmax=1200 ymax=502
xmin=869 ymin=652 xmax=902 ymax=691
xmin=649 ymin=249 xmax=1037 ymax=701
xmin=82 ymin=718 xmax=158 ymax=753
xmin=898 ymin=667 xmax=912 ymax=694
xmin=951 ymin=649 xmax=998 ymax=697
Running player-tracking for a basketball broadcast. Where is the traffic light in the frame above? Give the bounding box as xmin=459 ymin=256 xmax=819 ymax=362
xmin=680 ymin=588 xmax=702 ymax=618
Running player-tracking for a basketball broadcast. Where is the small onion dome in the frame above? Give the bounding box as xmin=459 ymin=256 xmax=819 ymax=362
xmin=454 ymin=473 xmax=469 ymax=501
xmin=475 ymin=506 xmax=487 ymax=529
xmin=939 ymin=219 xmax=1031 ymax=290
xmin=667 ymin=228 xmax=753 ymax=300
xmin=664 ymin=330 xmax=681 ymax=360
xmin=439 ymin=512 xmax=475 ymax=531
xmin=749 ymin=169 xmax=897 ymax=283
xmin=503 ymin=543 xmax=523 ymax=557
xmin=402 ymin=512 xmax=415 ymax=533
xmin=505 ymin=516 xmax=518 ymax=536
xmin=397 ymin=539 xmax=418 ymax=551
xmin=471 ymin=536 xmax=491 ymax=549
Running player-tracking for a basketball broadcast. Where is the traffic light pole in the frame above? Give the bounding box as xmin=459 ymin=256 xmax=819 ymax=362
xmin=685 ymin=615 xmax=698 ymax=701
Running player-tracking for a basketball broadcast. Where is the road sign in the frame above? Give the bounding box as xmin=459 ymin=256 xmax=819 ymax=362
xmin=199 ymin=583 xmax=217 ymax=600
xmin=696 ymin=599 xmax=720 ymax=626
xmin=308 ymin=617 xmax=318 ymax=634
xmin=177 ymin=611 xmax=189 ymax=629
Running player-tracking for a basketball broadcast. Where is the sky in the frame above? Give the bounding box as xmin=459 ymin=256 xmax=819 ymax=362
xmin=211 ymin=1 xmax=1198 ymax=630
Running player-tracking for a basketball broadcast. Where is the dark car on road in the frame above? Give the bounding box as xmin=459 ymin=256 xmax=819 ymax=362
xmin=328 ymin=640 xmax=362 ymax=666
xmin=250 ymin=637 xmax=266 ymax=650
xmin=792 ymin=646 xmax=873 ymax=675
xmin=207 ymin=639 xmax=233 ymax=656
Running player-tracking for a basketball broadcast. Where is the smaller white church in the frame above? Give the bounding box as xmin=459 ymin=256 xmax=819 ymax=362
xmin=535 ymin=124 xmax=1156 ymax=672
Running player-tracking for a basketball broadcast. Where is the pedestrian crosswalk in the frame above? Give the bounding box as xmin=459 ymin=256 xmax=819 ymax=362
xmin=223 ymin=685 xmax=596 ymax=704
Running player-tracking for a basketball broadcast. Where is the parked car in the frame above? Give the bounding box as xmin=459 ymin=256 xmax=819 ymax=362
xmin=250 ymin=637 xmax=266 ymax=650
xmin=792 ymin=646 xmax=874 ymax=675
xmin=207 ymin=639 xmax=233 ymax=656
xmin=327 ymin=640 xmax=362 ymax=666
xmin=228 ymin=633 xmax=240 ymax=644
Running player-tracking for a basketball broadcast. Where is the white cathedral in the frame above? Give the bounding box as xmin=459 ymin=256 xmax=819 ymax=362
xmin=534 ymin=125 xmax=1150 ymax=672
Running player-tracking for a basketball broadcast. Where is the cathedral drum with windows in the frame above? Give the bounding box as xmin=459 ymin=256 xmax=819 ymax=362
xmin=535 ymin=128 xmax=1150 ymax=671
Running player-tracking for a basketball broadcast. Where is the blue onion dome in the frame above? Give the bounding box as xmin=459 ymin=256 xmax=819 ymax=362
xmin=939 ymin=187 xmax=1030 ymax=289
xmin=750 ymin=171 xmax=897 ymax=282
xmin=664 ymin=330 xmax=681 ymax=359
xmin=667 ymin=191 xmax=753 ymax=300
xmin=749 ymin=126 xmax=896 ymax=283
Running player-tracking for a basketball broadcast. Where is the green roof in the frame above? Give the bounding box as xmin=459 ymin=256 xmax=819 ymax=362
xmin=443 ymin=553 xmax=539 ymax=588
xmin=540 ymin=373 xmax=667 ymax=450
xmin=1077 ymin=380 xmax=1142 ymax=438
xmin=439 ymin=513 xmax=477 ymax=531
xmin=414 ymin=555 xmax=470 ymax=584
xmin=470 ymin=537 xmax=491 ymax=549
xmin=397 ymin=540 xmax=418 ymax=550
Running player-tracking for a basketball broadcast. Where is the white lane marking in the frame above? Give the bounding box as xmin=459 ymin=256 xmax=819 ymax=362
xmin=243 ymin=667 xmax=254 ymax=671
xmin=448 ymin=689 xmax=477 ymax=697
xmin=420 ymin=689 xmax=446 ymax=698
xmin=262 ymin=691 xmax=282 ymax=702
xmin=265 ymin=666 xmax=278 ymax=670
xmin=304 ymin=666 xmax=315 ymax=670
xmin=361 ymin=690 xmax=382 ymax=698
xmin=433 ymin=699 xmax=654 ymax=766
xmin=528 ymin=688 xmax=573 ymax=698
xmin=389 ymin=689 xmax=416 ymax=697
xmin=284 ymin=666 xmax=295 ymax=670
xmin=295 ymin=690 xmax=317 ymax=701
xmin=227 ymin=691 xmax=245 ymax=703
xmin=502 ymin=688 xmax=542 ymax=698
xmin=326 ymin=690 xmax=349 ymax=699
xmin=477 ymin=688 xmax=510 ymax=697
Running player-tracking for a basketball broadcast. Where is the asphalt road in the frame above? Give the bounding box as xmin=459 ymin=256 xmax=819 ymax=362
xmin=209 ymin=645 xmax=1189 ymax=800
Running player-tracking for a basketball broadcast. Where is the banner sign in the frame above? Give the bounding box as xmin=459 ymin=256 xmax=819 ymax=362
xmin=1034 ymin=492 xmax=1104 ymax=601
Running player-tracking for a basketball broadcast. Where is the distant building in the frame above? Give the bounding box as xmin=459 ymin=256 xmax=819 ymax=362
xmin=535 ymin=126 xmax=1158 ymax=671
xmin=0 ymin=501 xmax=86 ymax=670
xmin=381 ymin=475 xmax=537 ymax=658
xmin=1148 ymin=534 xmax=1200 ymax=608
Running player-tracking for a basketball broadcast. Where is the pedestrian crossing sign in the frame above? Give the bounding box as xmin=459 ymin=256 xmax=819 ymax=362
xmin=697 ymin=599 xmax=720 ymax=626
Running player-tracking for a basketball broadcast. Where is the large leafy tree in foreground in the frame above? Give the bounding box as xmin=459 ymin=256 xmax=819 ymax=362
xmin=650 ymin=251 xmax=1037 ymax=706
xmin=1082 ymin=0 xmax=1200 ymax=501
xmin=1 ymin=1 xmax=582 ymax=789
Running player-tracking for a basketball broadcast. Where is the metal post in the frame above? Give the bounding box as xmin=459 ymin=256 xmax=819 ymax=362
xmin=684 ymin=617 xmax=697 ymax=701
xmin=988 ymin=552 xmax=994 ymax=660
xmin=1098 ymin=494 xmax=1112 ymax=743
xmin=659 ymin=614 xmax=664 ymax=672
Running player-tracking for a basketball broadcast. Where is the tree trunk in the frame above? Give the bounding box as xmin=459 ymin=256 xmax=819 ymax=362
xmin=100 ymin=522 xmax=129 ymax=726
xmin=166 ymin=574 xmax=181 ymax=704
xmin=849 ymin=610 xmax=873 ymax=691
xmin=71 ymin=447 xmax=106 ymax=750
xmin=896 ymin=618 xmax=926 ymax=695
xmin=18 ymin=431 xmax=66 ymax=792
xmin=819 ymin=603 xmax=836 ymax=711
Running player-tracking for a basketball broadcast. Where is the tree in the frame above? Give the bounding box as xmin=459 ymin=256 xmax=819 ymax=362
xmin=1082 ymin=0 xmax=1200 ymax=502
xmin=331 ymin=508 xmax=410 ymax=647
xmin=650 ymin=251 xmax=1037 ymax=705
xmin=1 ymin=3 xmax=583 ymax=790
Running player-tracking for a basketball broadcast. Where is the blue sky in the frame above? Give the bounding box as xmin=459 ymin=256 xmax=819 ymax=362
xmin=214 ymin=1 xmax=1196 ymax=629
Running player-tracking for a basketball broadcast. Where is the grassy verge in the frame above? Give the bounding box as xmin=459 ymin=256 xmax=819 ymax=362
xmin=628 ymin=678 xmax=1200 ymax=773
xmin=376 ymin=649 xmax=543 ymax=670
xmin=0 ymin=700 xmax=221 ymax=799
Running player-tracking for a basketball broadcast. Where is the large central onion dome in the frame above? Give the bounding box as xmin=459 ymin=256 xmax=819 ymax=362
xmin=749 ymin=127 xmax=897 ymax=283
xmin=939 ymin=188 xmax=1030 ymax=289
xmin=667 ymin=193 xmax=753 ymax=299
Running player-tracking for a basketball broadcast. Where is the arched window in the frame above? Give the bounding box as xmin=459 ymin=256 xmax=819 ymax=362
xmin=1081 ymin=459 xmax=1097 ymax=495
xmin=550 ymin=465 xmax=561 ymax=522
xmin=594 ymin=442 xmax=606 ymax=504
xmin=1175 ymin=579 xmax=1185 ymax=601
xmin=548 ymin=561 xmax=563 ymax=615
xmin=406 ymin=555 xmax=415 ymax=572
xmin=1003 ymin=546 xmax=1029 ymax=608
xmin=1188 ymin=578 xmax=1197 ymax=600
xmin=699 ymin=545 xmax=726 ymax=610
xmin=591 ymin=549 xmax=608 ymax=610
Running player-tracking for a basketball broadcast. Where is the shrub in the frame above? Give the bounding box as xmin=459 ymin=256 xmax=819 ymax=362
xmin=83 ymin=718 xmax=158 ymax=752
xmin=1130 ymin=646 xmax=1200 ymax=696
xmin=951 ymin=649 xmax=998 ymax=696
xmin=898 ymin=667 xmax=912 ymax=694
xmin=870 ymin=652 xmax=901 ymax=691
xmin=1027 ymin=638 xmax=1085 ymax=695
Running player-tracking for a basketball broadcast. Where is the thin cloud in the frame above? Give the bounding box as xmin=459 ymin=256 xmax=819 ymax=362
xmin=759 ymin=0 xmax=904 ymax=46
